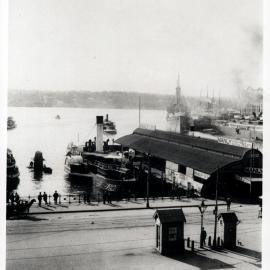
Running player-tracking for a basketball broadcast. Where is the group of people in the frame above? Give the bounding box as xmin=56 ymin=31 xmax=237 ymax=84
xmin=7 ymin=192 xmax=20 ymax=204
xmin=103 ymin=190 xmax=112 ymax=204
xmin=37 ymin=191 xmax=59 ymax=206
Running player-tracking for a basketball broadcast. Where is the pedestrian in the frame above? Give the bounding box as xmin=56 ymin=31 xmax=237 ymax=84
xmin=38 ymin=192 xmax=42 ymax=206
xmin=10 ymin=193 xmax=15 ymax=205
xmin=201 ymin=227 xmax=207 ymax=247
xmin=87 ymin=192 xmax=90 ymax=204
xmin=83 ymin=193 xmax=87 ymax=204
xmin=107 ymin=191 xmax=111 ymax=204
xmin=226 ymin=197 xmax=231 ymax=211
xmin=43 ymin=192 xmax=48 ymax=205
xmin=53 ymin=191 xmax=59 ymax=204
xmin=103 ymin=191 xmax=106 ymax=204
xmin=15 ymin=192 xmax=20 ymax=203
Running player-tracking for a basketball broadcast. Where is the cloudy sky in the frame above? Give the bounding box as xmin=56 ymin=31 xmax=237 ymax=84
xmin=8 ymin=0 xmax=262 ymax=97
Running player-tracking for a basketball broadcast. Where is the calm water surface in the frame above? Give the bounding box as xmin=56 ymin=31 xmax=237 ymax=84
xmin=8 ymin=107 xmax=167 ymax=196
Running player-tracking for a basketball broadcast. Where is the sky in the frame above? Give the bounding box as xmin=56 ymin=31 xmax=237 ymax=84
xmin=8 ymin=0 xmax=262 ymax=97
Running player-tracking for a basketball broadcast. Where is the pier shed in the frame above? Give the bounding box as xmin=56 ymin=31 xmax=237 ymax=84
xmin=153 ymin=209 xmax=186 ymax=254
xmin=116 ymin=128 xmax=262 ymax=198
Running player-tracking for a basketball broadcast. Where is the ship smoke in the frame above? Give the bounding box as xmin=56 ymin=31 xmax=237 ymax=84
xmin=231 ymin=24 xmax=262 ymax=108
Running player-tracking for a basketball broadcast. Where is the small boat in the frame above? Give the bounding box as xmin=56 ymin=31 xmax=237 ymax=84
xmin=103 ymin=114 xmax=117 ymax=135
xmin=64 ymin=143 xmax=92 ymax=178
xmin=43 ymin=166 xmax=53 ymax=174
xmin=28 ymin=151 xmax=53 ymax=174
xmin=7 ymin=149 xmax=20 ymax=191
xmin=7 ymin=117 xmax=16 ymax=130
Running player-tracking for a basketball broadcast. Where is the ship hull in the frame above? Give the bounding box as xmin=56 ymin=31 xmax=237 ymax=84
xmin=215 ymin=125 xmax=263 ymax=141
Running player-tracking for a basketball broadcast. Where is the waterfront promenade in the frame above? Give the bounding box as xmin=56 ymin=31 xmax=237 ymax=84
xmin=6 ymin=197 xmax=262 ymax=270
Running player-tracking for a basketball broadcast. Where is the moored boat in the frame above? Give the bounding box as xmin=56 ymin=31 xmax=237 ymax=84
xmin=64 ymin=116 xmax=134 ymax=183
xmin=7 ymin=117 xmax=16 ymax=130
xmin=7 ymin=149 xmax=20 ymax=191
xmin=103 ymin=114 xmax=117 ymax=135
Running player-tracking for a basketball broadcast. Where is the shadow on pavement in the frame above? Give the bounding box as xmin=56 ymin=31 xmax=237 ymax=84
xmin=224 ymin=247 xmax=261 ymax=261
xmin=107 ymin=203 xmax=120 ymax=207
xmin=56 ymin=204 xmax=69 ymax=208
xmin=167 ymin=250 xmax=235 ymax=269
xmin=16 ymin=216 xmax=48 ymax=221
xmin=39 ymin=205 xmax=54 ymax=211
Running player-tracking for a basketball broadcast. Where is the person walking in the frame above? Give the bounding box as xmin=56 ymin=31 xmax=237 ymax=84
xmin=43 ymin=192 xmax=48 ymax=205
xmin=201 ymin=227 xmax=207 ymax=247
xmin=103 ymin=191 xmax=107 ymax=204
xmin=53 ymin=191 xmax=59 ymax=204
xmin=38 ymin=192 xmax=42 ymax=206
xmin=83 ymin=192 xmax=87 ymax=204
xmin=226 ymin=197 xmax=231 ymax=211
xmin=107 ymin=192 xmax=111 ymax=204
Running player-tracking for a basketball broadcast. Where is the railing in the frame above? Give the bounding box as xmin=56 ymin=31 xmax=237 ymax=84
xmin=8 ymin=191 xmax=204 ymax=206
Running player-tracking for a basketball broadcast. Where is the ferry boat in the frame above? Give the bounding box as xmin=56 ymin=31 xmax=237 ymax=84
xmin=64 ymin=143 xmax=92 ymax=178
xmin=7 ymin=149 xmax=20 ymax=190
xmin=7 ymin=117 xmax=16 ymax=130
xmin=103 ymin=114 xmax=117 ymax=135
xmin=64 ymin=117 xmax=134 ymax=182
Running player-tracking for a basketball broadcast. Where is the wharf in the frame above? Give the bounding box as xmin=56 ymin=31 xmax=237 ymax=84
xmin=7 ymin=199 xmax=262 ymax=270
xmin=28 ymin=197 xmax=228 ymax=215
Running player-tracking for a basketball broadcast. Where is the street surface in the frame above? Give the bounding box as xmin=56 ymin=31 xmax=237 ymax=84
xmin=7 ymin=203 xmax=261 ymax=270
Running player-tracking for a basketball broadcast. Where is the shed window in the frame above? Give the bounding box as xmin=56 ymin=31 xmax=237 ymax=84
xmin=168 ymin=227 xmax=177 ymax=241
xmin=178 ymin=165 xmax=186 ymax=175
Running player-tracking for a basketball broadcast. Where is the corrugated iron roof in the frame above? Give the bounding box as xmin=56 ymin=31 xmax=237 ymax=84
xmin=116 ymin=132 xmax=240 ymax=174
xmin=153 ymin=209 xmax=186 ymax=223
xmin=133 ymin=128 xmax=248 ymax=158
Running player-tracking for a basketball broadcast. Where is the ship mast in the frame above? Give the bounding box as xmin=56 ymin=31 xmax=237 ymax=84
xmin=176 ymin=73 xmax=181 ymax=105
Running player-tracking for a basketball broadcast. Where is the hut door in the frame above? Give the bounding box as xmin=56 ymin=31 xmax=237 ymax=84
xmin=156 ymin=225 xmax=160 ymax=248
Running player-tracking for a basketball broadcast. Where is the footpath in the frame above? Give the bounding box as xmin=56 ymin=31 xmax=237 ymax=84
xmin=28 ymin=197 xmax=228 ymax=215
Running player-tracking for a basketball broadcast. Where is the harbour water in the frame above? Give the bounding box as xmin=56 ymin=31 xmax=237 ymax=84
xmin=8 ymin=107 xmax=167 ymax=196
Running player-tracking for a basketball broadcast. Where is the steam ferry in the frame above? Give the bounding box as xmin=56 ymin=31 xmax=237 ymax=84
xmin=64 ymin=116 xmax=134 ymax=182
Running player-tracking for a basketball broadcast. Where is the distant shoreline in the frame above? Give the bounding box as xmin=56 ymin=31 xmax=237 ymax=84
xmin=8 ymin=105 xmax=166 ymax=111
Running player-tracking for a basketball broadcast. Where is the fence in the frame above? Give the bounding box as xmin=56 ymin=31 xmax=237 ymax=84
xmin=10 ymin=192 xmax=198 ymax=206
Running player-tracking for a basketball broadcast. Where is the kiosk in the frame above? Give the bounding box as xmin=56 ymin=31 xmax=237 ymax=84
xmin=153 ymin=209 xmax=186 ymax=255
xmin=218 ymin=212 xmax=239 ymax=249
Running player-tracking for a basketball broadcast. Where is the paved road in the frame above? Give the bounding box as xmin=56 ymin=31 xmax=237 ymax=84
xmin=7 ymin=204 xmax=261 ymax=270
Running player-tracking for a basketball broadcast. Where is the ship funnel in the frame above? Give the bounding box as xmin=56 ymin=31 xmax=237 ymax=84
xmin=96 ymin=116 xmax=104 ymax=152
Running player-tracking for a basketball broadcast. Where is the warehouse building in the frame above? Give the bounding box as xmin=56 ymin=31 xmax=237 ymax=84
xmin=116 ymin=128 xmax=262 ymax=198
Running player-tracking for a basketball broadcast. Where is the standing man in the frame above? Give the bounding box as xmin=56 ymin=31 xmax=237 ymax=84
xmin=38 ymin=192 xmax=42 ymax=206
xmin=43 ymin=192 xmax=48 ymax=205
xmin=53 ymin=191 xmax=59 ymax=204
xmin=201 ymin=227 xmax=207 ymax=247
xmin=226 ymin=197 xmax=231 ymax=211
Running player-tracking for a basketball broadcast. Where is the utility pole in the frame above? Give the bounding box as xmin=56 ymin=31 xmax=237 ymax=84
xmin=213 ymin=167 xmax=219 ymax=248
xmin=146 ymin=154 xmax=150 ymax=208
xmin=139 ymin=96 xmax=141 ymax=127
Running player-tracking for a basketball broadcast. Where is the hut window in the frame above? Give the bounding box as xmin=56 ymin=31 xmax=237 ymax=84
xmin=168 ymin=227 xmax=177 ymax=241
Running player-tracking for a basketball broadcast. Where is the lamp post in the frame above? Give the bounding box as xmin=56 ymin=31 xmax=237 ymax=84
xmin=198 ymin=200 xmax=207 ymax=248
xmin=213 ymin=167 xmax=219 ymax=248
